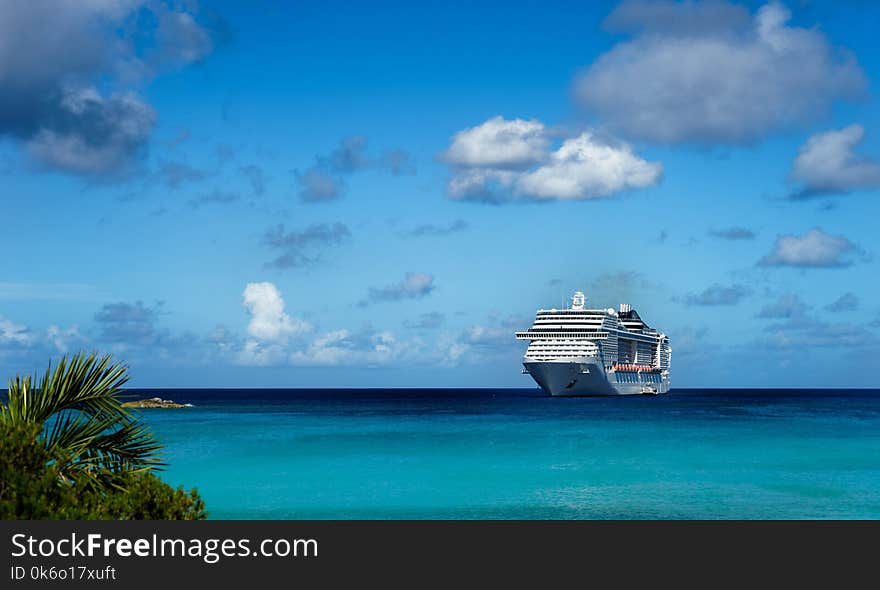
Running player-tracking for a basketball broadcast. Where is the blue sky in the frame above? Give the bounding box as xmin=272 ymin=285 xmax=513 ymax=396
xmin=2 ymin=0 xmax=880 ymax=388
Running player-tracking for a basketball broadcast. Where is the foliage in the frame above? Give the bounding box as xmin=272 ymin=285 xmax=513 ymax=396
xmin=0 ymin=352 xmax=206 ymax=519
xmin=1 ymin=352 xmax=162 ymax=488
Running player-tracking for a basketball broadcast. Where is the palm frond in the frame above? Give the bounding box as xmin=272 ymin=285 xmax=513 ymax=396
xmin=2 ymin=352 xmax=162 ymax=489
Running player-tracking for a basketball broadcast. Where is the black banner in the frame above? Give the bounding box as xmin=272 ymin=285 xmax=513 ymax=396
xmin=0 ymin=520 xmax=875 ymax=587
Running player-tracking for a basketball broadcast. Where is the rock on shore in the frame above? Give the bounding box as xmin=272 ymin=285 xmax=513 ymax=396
xmin=121 ymin=397 xmax=192 ymax=409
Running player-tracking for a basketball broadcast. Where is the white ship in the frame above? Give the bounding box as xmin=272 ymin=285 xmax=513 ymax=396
xmin=515 ymin=291 xmax=671 ymax=396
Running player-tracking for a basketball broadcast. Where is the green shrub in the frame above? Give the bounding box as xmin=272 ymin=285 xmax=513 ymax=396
xmin=0 ymin=420 xmax=206 ymax=520
xmin=1 ymin=352 xmax=207 ymax=520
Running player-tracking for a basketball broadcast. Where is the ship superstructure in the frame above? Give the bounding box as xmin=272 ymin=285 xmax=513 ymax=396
xmin=515 ymin=291 xmax=671 ymax=396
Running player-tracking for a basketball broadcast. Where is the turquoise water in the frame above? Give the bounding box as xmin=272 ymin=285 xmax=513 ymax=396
xmin=131 ymin=389 xmax=880 ymax=519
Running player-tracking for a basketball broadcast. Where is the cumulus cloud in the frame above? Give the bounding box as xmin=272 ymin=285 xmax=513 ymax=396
xmin=296 ymin=136 xmax=413 ymax=202
xmin=242 ymin=282 xmax=311 ymax=342
xmin=361 ymin=272 xmax=436 ymax=305
xmin=235 ymin=282 xmax=417 ymax=367
xmin=789 ymin=125 xmax=880 ymax=198
xmin=441 ymin=117 xmax=661 ymax=202
xmin=824 ymin=292 xmax=859 ymax=313
xmin=261 ymin=222 xmax=351 ymax=269
xmin=399 ymin=220 xmax=469 ymax=238
xmin=756 ymin=294 xmax=809 ymax=319
xmin=515 ymin=133 xmax=663 ymax=200
xmin=441 ymin=116 xmax=549 ymax=169
xmin=0 ymin=0 xmax=218 ymax=177
xmin=289 ymin=326 xmax=403 ymax=367
xmin=24 ymin=88 xmax=157 ymax=177
xmin=709 ymin=227 xmax=756 ymax=240
xmin=678 ymin=283 xmax=751 ymax=306
xmin=759 ymin=228 xmax=861 ymax=268
xmin=575 ymin=1 xmax=865 ymax=144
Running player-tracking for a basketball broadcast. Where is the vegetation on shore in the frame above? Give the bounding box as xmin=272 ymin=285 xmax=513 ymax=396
xmin=0 ymin=352 xmax=205 ymax=520
xmin=121 ymin=397 xmax=191 ymax=409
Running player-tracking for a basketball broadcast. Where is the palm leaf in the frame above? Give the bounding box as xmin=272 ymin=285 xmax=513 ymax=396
xmin=2 ymin=352 xmax=162 ymax=488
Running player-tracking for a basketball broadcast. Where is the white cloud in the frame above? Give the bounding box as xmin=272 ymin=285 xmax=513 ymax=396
xmin=516 ymin=132 xmax=662 ymax=199
xmin=0 ymin=317 xmax=35 ymax=346
xmin=442 ymin=117 xmax=661 ymax=202
xmin=289 ymin=327 xmax=405 ymax=367
xmin=241 ymin=282 xmax=311 ymax=342
xmin=236 ymin=283 xmax=419 ymax=368
xmin=575 ymin=1 xmax=865 ymax=144
xmin=759 ymin=228 xmax=860 ymax=268
xmin=46 ymin=325 xmax=85 ymax=352
xmin=440 ymin=116 xmax=548 ymax=168
xmin=790 ymin=125 xmax=880 ymax=197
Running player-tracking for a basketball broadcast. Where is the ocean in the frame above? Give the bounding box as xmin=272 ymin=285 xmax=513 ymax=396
xmin=123 ymin=388 xmax=880 ymax=519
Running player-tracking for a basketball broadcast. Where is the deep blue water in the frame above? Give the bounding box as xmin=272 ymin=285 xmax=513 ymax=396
xmin=119 ymin=388 xmax=880 ymax=519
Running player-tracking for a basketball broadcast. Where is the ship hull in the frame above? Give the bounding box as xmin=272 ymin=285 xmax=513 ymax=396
xmin=523 ymin=358 xmax=670 ymax=397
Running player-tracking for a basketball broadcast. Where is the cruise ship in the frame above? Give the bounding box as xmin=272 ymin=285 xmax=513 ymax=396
xmin=515 ymin=291 xmax=671 ymax=396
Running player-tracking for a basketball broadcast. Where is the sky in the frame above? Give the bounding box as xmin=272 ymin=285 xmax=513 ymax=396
xmin=1 ymin=0 xmax=880 ymax=388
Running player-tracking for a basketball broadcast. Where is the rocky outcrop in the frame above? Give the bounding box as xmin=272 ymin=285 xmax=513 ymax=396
xmin=121 ymin=397 xmax=192 ymax=409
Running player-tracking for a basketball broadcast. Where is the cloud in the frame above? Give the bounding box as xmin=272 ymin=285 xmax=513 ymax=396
xmin=756 ymin=294 xmax=809 ymax=319
xmin=288 ymin=325 xmax=406 ymax=367
xmin=189 ymin=189 xmax=240 ymax=208
xmin=758 ymin=228 xmax=861 ymax=268
xmin=239 ymin=164 xmax=269 ymax=197
xmin=25 ymin=88 xmax=156 ymax=177
xmin=400 ymin=220 xmax=468 ymax=237
xmin=0 ymin=317 xmax=35 ymax=347
xmin=441 ymin=116 xmax=549 ymax=169
xmin=824 ymin=292 xmax=859 ymax=313
xmin=574 ymin=1 xmax=865 ymax=144
xmin=789 ymin=125 xmax=880 ymax=197
xmin=235 ymin=282 xmax=417 ymax=367
xmin=94 ymin=301 xmax=164 ymax=345
xmin=759 ymin=316 xmax=876 ymax=349
xmin=46 ymin=325 xmax=86 ymax=353
xmin=515 ymin=133 xmax=663 ymax=200
xmin=0 ymin=1 xmax=218 ymax=178
xmin=242 ymin=282 xmax=311 ymax=342
xmin=296 ymin=136 xmax=412 ymax=202
xmin=405 ymin=312 xmax=446 ymax=330
xmin=678 ymin=283 xmax=751 ymax=306
xmin=361 ymin=272 xmax=436 ymax=305
xmin=160 ymin=160 xmax=207 ymax=189
xmin=296 ymin=168 xmax=343 ymax=202
xmin=450 ymin=312 xmax=530 ymax=365
xmin=709 ymin=227 xmax=756 ymax=240
xmin=261 ymin=222 xmax=351 ymax=269
xmin=442 ymin=117 xmax=661 ymax=202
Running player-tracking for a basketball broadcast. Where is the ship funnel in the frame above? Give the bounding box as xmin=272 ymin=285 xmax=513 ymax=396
xmin=571 ymin=291 xmax=585 ymax=310
xmin=619 ymin=303 xmax=632 ymax=313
